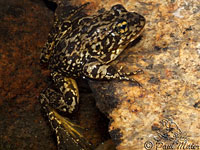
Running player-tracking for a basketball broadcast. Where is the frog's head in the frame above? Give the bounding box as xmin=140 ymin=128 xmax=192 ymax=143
xmin=81 ymin=4 xmax=145 ymax=63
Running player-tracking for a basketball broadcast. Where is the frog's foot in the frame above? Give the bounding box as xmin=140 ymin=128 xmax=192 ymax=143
xmin=118 ymin=68 xmax=143 ymax=87
xmin=39 ymin=89 xmax=93 ymax=150
xmin=118 ymin=66 xmax=143 ymax=76
xmin=118 ymin=73 xmax=142 ymax=87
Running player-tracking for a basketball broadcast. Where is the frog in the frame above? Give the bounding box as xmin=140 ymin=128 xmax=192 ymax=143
xmin=39 ymin=2 xmax=145 ymax=150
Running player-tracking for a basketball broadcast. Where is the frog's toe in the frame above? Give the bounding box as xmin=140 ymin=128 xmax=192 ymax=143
xmin=118 ymin=75 xmax=142 ymax=87
xmin=55 ymin=112 xmax=93 ymax=150
xmin=126 ymin=69 xmax=144 ymax=76
xmin=46 ymin=104 xmax=94 ymax=150
xmin=117 ymin=69 xmax=143 ymax=86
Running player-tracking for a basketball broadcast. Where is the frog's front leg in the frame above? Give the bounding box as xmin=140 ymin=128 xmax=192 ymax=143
xmin=83 ymin=61 xmax=142 ymax=86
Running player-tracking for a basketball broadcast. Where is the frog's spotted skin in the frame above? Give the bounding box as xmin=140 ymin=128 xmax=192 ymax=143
xmin=39 ymin=3 xmax=145 ymax=150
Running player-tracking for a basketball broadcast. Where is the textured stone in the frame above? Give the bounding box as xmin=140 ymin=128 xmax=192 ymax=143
xmin=1 ymin=0 xmax=199 ymax=149
xmin=89 ymin=0 xmax=200 ymax=149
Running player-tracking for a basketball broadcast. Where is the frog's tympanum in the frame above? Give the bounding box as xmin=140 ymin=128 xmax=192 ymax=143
xmin=39 ymin=3 xmax=145 ymax=150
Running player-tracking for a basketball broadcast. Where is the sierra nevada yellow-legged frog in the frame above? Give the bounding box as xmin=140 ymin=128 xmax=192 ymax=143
xmin=39 ymin=2 xmax=145 ymax=150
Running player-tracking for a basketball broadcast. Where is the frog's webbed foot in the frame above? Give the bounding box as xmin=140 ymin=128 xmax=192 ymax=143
xmin=39 ymin=91 xmax=93 ymax=150
xmin=83 ymin=61 xmax=143 ymax=86
xmin=117 ymin=67 xmax=143 ymax=86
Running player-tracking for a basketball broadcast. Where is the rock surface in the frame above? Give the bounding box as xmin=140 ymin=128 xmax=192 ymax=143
xmin=1 ymin=0 xmax=199 ymax=149
xmin=89 ymin=0 xmax=200 ymax=149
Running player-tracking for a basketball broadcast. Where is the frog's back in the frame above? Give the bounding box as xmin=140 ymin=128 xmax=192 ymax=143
xmin=40 ymin=3 xmax=89 ymax=66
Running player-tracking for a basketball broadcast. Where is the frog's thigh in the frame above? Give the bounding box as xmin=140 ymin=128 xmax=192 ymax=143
xmin=61 ymin=77 xmax=79 ymax=113
xmin=40 ymin=78 xmax=79 ymax=114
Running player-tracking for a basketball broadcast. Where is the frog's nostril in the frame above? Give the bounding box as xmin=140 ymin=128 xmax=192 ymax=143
xmin=111 ymin=4 xmax=127 ymax=13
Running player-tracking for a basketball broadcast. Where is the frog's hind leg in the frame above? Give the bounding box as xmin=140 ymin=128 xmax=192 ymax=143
xmin=49 ymin=73 xmax=80 ymax=113
xmin=39 ymin=88 xmax=93 ymax=150
xmin=39 ymin=77 xmax=93 ymax=149
xmin=39 ymin=83 xmax=79 ymax=114
xmin=39 ymin=75 xmax=80 ymax=115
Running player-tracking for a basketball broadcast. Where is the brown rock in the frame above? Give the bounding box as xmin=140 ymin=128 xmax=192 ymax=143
xmin=89 ymin=0 xmax=200 ymax=149
xmin=0 ymin=0 xmax=109 ymax=149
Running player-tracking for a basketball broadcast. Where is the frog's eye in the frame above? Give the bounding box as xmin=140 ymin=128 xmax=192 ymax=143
xmin=115 ymin=20 xmax=128 ymax=34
